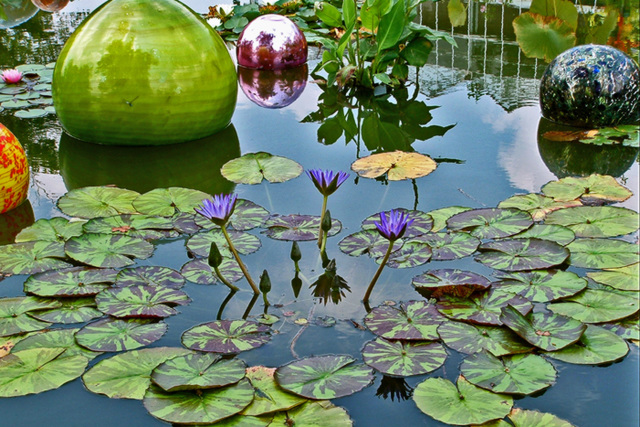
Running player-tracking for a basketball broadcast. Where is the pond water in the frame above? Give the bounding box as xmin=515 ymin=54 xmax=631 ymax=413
xmin=1 ymin=1 xmax=638 ymax=426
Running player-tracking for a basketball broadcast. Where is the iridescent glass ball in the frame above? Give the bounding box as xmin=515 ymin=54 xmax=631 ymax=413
xmin=236 ymin=14 xmax=307 ymax=70
xmin=31 ymin=0 xmax=70 ymax=12
xmin=238 ymin=64 xmax=308 ymax=108
xmin=540 ymin=44 xmax=640 ymax=128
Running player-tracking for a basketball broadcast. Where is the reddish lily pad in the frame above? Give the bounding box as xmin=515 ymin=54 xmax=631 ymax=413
xmin=75 ymin=318 xmax=167 ymax=352
xmin=115 ymin=266 xmax=185 ymax=289
xmin=409 ymin=232 xmax=480 ymax=261
xmin=492 ymin=270 xmax=587 ymax=303
xmin=362 ymin=337 xmax=447 ymax=376
xmin=364 ymin=300 xmax=447 ymax=340
xmin=412 ymin=269 xmax=491 ymax=299
xmin=23 ymin=267 xmax=118 ymax=297
xmin=338 ymin=229 xmax=403 ymax=258
xmin=95 ymin=285 xmax=191 ymax=318
xmin=362 ymin=209 xmax=433 ymax=238
xmin=182 ymin=320 xmax=271 ymax=354
xmin=180 ymin=258 xmax=244 ymax=285
xmin=263 ymin=214 xmax=342 ymax=241
xmin=379 ymin=240 xmax=432 ymax=268
xmin=447 ymin=208 xmax=533 ymax=239
xmin=436 ymin=289 xmax=533 ymax=326
xmin=476 ymin=238 xmax=569 ymax=271
xmin=437 ymin=321 xmax=532 ymax=356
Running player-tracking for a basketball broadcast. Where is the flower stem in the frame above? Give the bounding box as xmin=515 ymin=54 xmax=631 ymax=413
xmin=363 ymin=240 xmax=394 ymax=304
xmin=213 ymin=265 xmax=239 ymax=292
xmin=221 ymin=225 xmax=260 ymax=295
xmin=317 ymin=195 xmax=328 ymax=248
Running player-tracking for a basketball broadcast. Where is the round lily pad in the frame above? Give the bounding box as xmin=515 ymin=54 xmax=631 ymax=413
xmin=182 ymin=320 xmax=271 ymax=354
xmin=436 ymin=289 xmax=532 ymax=326
xmin=83 ymin=347 xmax=191 ymax=399
xmin=362 ymin=337 xmax=447 ymax=376
xmin=361 ymin=209 xmax=434 ymax=238
xmin=413 ymin=376 xmax=513 ymax=425
xmin=498 ymin=193 xmax=582 ymax=221
xmin=14 ymin=217 xmax=85 ymax=243
xmin=412 ymin=269 xmax=491 ymax=299
xmin=409 ymin=232 xmax=480 ymax=261
xmin=11 ymin=328 xmax=101 ymax=360
xmin=187 ymin=229 xmax=261 ymax=258
xmin=195 ymin=199 xmax=270 ymax=231
xmin=364 ymin=300 xmax=447 ymax=341
xmin=566 ymin=238 xmax=639 ymax=269
xmin=133 ymin=187 xmax=211 ymax=217
xmin=241 ymin=366 xmax=307 ymax=416
xmin=447 ymin=208 xmax=533 ymax=239
xmin=601 ymin=313 xmax=639 ymax=341
xmin=0 ymin=296 xmax=60 ymax=337
xmin=65 ymin=233 xmax=154 ymax=268
xmin=510 ymin=224 xmax=576 ymax=246
xmin=507 ymin=408 xmax=575 ymax=427
xmin=28 ymin=297 xmax=103 ymax=324
xmin=544 ymin=325 xmax=629 ymax=365
xmin=152 ymin=353 xmax=247 ymax=392
xmin=437 ymin=321 xmax=532 ymax=356
xmin=83 ymin=214 xmax=176 ymax=240
xmin=95 ymin=285 xmax=191 ymax=318
xmin=170 ymin=212 xmax=201 ymax=235
xmin=427 ymin=206 xmax=472 ymax=232
xmin=541 ymin=174 xmax=632 ymax=204
xmin=378 ymin=240 xmax=432 ymax=268
xmin=547 ymin=289 xmax=639 ymax=323
xmin=338 ymin=229 xmax=403 ymax=258
xmin=492 ymin=270 xmax=587 ymax=303
xmin=544 ymin=206 xmax=639 ymax=238
xmin=587 ymin=263 xmax=639 ymax=291
xmin=476 ymin=238 xmax=569 ymax=271
xmin=180 ymin=258 xmax=244 ymax=285
xmin=56 ymin=186 xmax=140 ymax=218
xmin=350 ymin=150 xmax=437 ymax=180
xmin=221 ymin=152 xmax=303 ymax=184
xmin=0 ymin=241 xmax=71 ymax=275
xmin=115 ymin=266 xmax=185 ymax=289
xmin=23 ymin=267 xmax=118 ymax=297
xmin=275 ymin=354 xmax=374 ymax=399
xmin=269 ymin=400 xmax=352 ymax=426
xmin=264 ymin=215 xmax=342 ymax=241
xmin=75 ymin=318 xmax=167 ymax=352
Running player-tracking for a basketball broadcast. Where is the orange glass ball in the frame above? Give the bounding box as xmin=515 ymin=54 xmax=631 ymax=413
xmin=0 ymin=123 xmax=30 ymax=213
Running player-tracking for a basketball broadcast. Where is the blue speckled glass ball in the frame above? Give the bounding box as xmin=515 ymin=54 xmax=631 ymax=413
xmin=540 ymin=44 xmax=640 ymax=128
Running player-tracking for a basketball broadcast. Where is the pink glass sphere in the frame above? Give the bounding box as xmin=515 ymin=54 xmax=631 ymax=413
xmin=236 ymin=14 xmax=307 ymax=70
xmin=238 ymin=64 xmax=308 ymax=109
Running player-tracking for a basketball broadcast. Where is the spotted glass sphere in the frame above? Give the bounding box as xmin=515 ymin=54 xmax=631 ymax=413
xmin=238 ymin=65 xmax=308 ymax=109
xmin=236 ymin=14 xmax=307 ymax=70
xmin=0 ymin=123 xmax=30 ymax=213
xmin=540 ymin=44 xmax=640 ymax=128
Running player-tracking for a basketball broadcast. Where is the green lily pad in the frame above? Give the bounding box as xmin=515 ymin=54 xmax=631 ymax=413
xmin=362 ymin=337 xmax=447 ymax=376
xmin=492 ymin=270 xmax=587 ymax=302
xmin=263 ymin=215 xmax=342 ymax=241
xmin=182 ymin=320 xmax=271 ymax=354
xmin=447 ymin=208 xmax=533 ymax=239
xmin=547 ymin=288 xmax=638 ymax=323
xmin=0 ymin=348 xmax=88 ymax=397
xmin=601 ymin=313 xmax=639 ymax=341
xmin=507 ymin=408 xmax=575 ymax=427
xmin=95 ymin=285 xmax=191 ymax=318
xmin=436 ymin=290 xmax=532 ymax=325
xmin=544 ymin=206 xmax=639 ymax=238
xmin=378 ymin=240 xmax=432 ymax=268
xmin=0 ymin=296 xmax=60 ymax=337
xmin=83 ymin=347 xmax=192 ymax=399
xmin=412 ymin=269 xmax=491 ymax=299
xmin=221 ymin=152 xmax=303 ymax=184
xmin=75 ymin=318 xmax=167 ymax=352
xmin=65 ymin=233 xmax=154 ymax=268
xmin=180 ymin=258 xmax=244 ymax=285
xmin=241 ymin=366 xmax=307 ymax=416
xmin=579 ymin=125 xmax=640 ymax=148
xmin=500 ymin=306 xmax=586 ymax=351
xmin=152 ymin=353 xmax=246 ymax=392
xmin=1 ymin=99 xmax=30 ymax=108
xmin=476 ymin=238 xmax=569 ymax=271
xmin=28 ymin=297 xmax=103 ymax=324
xmin=362 ymin=209 xmax=434 ymax=238
xmin=437 ymin=321 xmax=532 ymax=356
xmin=57 ymin=186 xmax=140 ymax=219
xmin=510 ymin=224 xmax=576 ymax=246
xmin=461 ymin=352 xmax=557 ymax=395
xmin=23 ymin=267 xmax=118 ymax=297
xmin=14 ymin=108 xmax=48 ymax=118
xmin=413 ymin=376 xmax=513 ymax=425
xmin=171 ymin=212 xmax=201 ymax=234
xmin=541 ymin=174 xmax=633 ymax=204
xmin=0 ymin=241 xmax=71 ymax=275
xmin=83 ymin=214 xmax=177 ymax=240
xmin=512 ymin=12 xmax=576 ymax=62
xmin=275 ymin=355 xmax=374 ymax=399
xmin=566 ymin=238 xmax=639 ymax=269
xmin=427 ymin=206 xmax=472 ymax=232
xmin=587 ymin=263 xmax=639 ymax=291
xmin=409 ymin=232 xmax=480 ymax=261
xmin=364 ymin=300 xmax=447 ymax=340
xmin=14 ymin=217 xmax=85 ymax=243
xmin=186 ymin=229 xmax=261 ymax=258
xmin=195 ymin=199 xmax=270 ymax=231
xmin=498 ymin=193 xmax=582 ymax=221
xmin=133 ymin=187 xmax=211 ymax=217
xmin=338 ymin=229 xmax=403 ymax=258
xmin=11 ymin=328 xmax=101 ymax=360
xmin=115 ymin=266 xmax=185 ymax=289
xmin=143 ymin=380 xmax=255 ymax=424
xmin=269 ymin=401 xmax=352 ymax=427
xmin=544 ymin=325 xmax=629 ymax=365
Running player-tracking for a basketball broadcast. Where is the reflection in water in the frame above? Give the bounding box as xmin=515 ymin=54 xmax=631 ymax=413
xmin=309 ymin=259 xmax=351 ymax=305
xmin=238 ymin=64 xmax=308 ymax=109
xmin=58 ymin=124 xmax=241 ymax=194
xmin=0 ymin=0 xmax=38 ymax=29
xmin=0 ymin=199 xmax=34 ymax=245
xmin=32 ymin=0 xmax=70 ymax=13
xmin=375 ymin=375 xmax=414 ymax=402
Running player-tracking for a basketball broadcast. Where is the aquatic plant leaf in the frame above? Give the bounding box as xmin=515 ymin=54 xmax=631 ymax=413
xmin=208 ymin=414 xmax=271 ymax=426
xmin=412 ymin=268 xmax=491 ymax=299
xmin=14 ymin=108 xmax=48 ymax=118
xmin=338 ymin=229 xmax=403 ymax=258
xmin=507 ymin=408 xmax=575 ymax=427
xmin=436 ymin=289 xmax=532 ymax=325
xmin=171 ymin=212 xmax=201 ymax=234
xmin=269 ymin=400 xmax=352 ymax=426
xmin=57 ymin=186 xmax=140 ymax=218
xmin=364 ymin=300 xmax=446 ymax=340
xmin=0 ymin=348 xmax=88 ymax=397
xmin=447 ymin=208 xmax=533 ymax=239
xmin=493 ymin=270 xmax=586 ymax=303
xmin=587 ymin=263 xmax=639 ymax=291
xmin=498 ymin=193 xmax=582 ymax=221
xmin=476 ymin=238 xmax=569 ymax=271
xmin=413 ymin=376 xmax=512 ymax=425
xmin=541 ymin=174 xmax=632 ymax=203
xmin=547 ymin=289 xmax=638 ymax=323
xmin=221 ymin=152 xmax=303 ymax=184
xmin=427 ymin=206 xmax=472 ymax=232
xmin=152 ymin=353 xmax=246 ymax=392
xmin=544 ymin=206 xmax=639 ymax=238
xmin=461 ymin=352 xmax=556 ymax=395
xmin=509 ymin=224 xmax=575 ymax=246
xmin=83 ymin=347 xmax=191 ymax=400
xmin=23 ymin=267 xmax=118 ymax=297
xmin=11 ymin=328 xmax=101 ymax=360
xmin=65 ymin=233 xmax=154 ymax=268
xmin=601 ymin=313 xmax=639 ymax=341
xmin=350 ymin=150 xmax=437 ymax=180
xmin=186 ymin=229 xmax=261 ymax=258
xmin=377 ymin=0 xmax=405 ymax=51
xmin=115 ymin=266 xmax=185 ymax=289
xmin=0 ymin=296 xmax=60 ymax=337
xmin=28 ymin=297 xmax=103 ymax=324
xmin=410 ymin=232 xmax=480 ymax=261
xmin=195 ymin=199 xmax=270 ymax=231
xmin=544 ymin=325 xmax=628 ymax=365
xmin=566 ymin=238 xmax=639 ymax=269
xmin=133 ymin=187 xmax=211 ymax=216
xmin=512 ymin=13 xmax=576 ymax=62
xmin=241 ymin=366 xmax=307 ymax=416
xmin=362 ymin=209 xmax=433 ymax=239
xmin=530 ymin=0 xmax=578 ymax=29
xmin=447 ymin=0 xmax=467 ymax=27
xmin=500 ymin=306 xmax=585 ymax=351
xmin=14 ymin=217 xmax=84 ymax=243
xmin=437 ymin=321 xmax=532 ymax=356
xmin=143 ymin=380 xmax=254 ymax=424
xmin=275 ymin=355 xmax=374 ymax=399
xmin=83 ymin=214 xmax=176 ymax=240
xmin=578 ymin=125 xmax=640 ymax=148
xmin=263 ymin=215 xmax=342 ymax=241
xmin=95 ymin=285 xmax=191 ymax=318
xmin=362 ymin=338 xmax=447 ymax=377
xmin=180 ymin=258 xmax=244 ymax=285
xmin=379 ymin=240 xmax=431 ymax=268
xmin=0 ymin=241 xmax=71 ymax=275
xmin=182 ymin=320 xmax=271 ymax=354
xmin=75 ymin=318 xmax=167 ymax=352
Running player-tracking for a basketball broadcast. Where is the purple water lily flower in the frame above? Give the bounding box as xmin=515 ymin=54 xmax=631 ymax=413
xmin=1 ymin=69 xmax=23 ymax=84
xmin=374 ymin=209 xmax=413 ymax=241
xmin=306 ymin=169 xmax=349 ymax=196
xmin=195 ymin=193 xmax=237 ymax=226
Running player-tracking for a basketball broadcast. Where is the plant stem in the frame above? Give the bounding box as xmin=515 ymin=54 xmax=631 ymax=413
xmin=363 ymin=239 xmax=394 ymax=304
xmin=221 ymin=225 xmax=260 ymax=295
xmin=262 ymin=292 xmax=270 ymax=308
xmin=213 ymin=265 xmax=239 ymax=292
xmin=317 ymin=195 xmax=328 ymax=248
xmin=216 ymin=289 xmax=237 ymax=320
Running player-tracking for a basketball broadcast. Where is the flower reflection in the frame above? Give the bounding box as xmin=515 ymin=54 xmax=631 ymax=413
xmin=376 ymin=375 xmax=414 ymax=401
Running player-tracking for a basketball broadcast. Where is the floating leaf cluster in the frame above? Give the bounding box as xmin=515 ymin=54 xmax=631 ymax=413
xmin=0 ymin=64 xmax=56 ymax=118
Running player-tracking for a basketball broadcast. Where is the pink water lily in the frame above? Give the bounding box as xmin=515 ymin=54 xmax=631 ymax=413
xmin=1 ymin=69 xmax=23 ymax=84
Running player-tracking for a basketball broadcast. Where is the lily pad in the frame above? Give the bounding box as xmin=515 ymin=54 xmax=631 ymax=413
xmin=547 ymin=288 xmax=638 ymax=323
xmin=14 ymin=217 xmax=85 ymax=243
xmin=510 ymin=224 xmax=576 ymax=246
xmin=364 ymin=300 xmax=447 ymax=340
xmin=541 ymin=174 xmax=632 ymax=204
xmin=83 ymin=347 xmax=191 ymax=399
xmin=476 ymin=238 xmax=569 ymax=271
xmin=412 ymin=269 xmax=491 ymax=299
xmin=0 ymin=241 xmax=71 ymax=275
xmin=115 ymin=266 xmax=185 ymax=289
xmin=498 ymin=193 xmax=582 ymax=221
xmin=11 ymin=328 xmax=101 ymax=360
xmin=513 ymin=12 xmax=576 ymax=62
xmin=221 ymin=152 xmax=303 ymax=184
xmin=566 ymin=238 xmax=639 ymax=269
xmin=75 ymin=318 xmax=167 ymax=352
xmin=587 ymin=263 xmax=639 ymax=291
xmin=447 ymin=208 xmax=533 ymax=239
xmin=409 ymin=232 xmax=480 ymax=261
xmin=152 ymin=353 xmax=247 ymax=392
xmin=15 ymin=108 xmax=48 ymax=118
xmin=492 ymin=270 xmax=586 ymax=302
xmin=436 ymin=289 xmax=533 ymax=325
xmin=57 ymin=186 xmax=140 ymax=218
xmin=362 ymin=209 xmax=434 ymax=238
xmin=413 ymin=376 xmax=513 ymax=425
xmin=338 ymin=229 xmax=403 ymax=258
xmin=461 ymin=352 xmax=557 ymax=395
xmin=133 ymin=187 xmax=211 ymax=217
xmin=601 ymin=313 xmax=639 ymax=341
xmin=241 ymin=366 xmax=307 ymax=416
xmin=378 ymin=240 xmax=432 ymax=268
xmin=65 ymin=233 xmax=154 ymax=268
xmin=362 ymin=338 xmax=447 ymax=376
xmin=83 ymin=214 xmax=177 ymax=240
xmin=350 ymin=150 xmax=437 ymax=180
xmin=269 ymin=400 xmax=352 ymax=426
xmin=544 ymin=325 xmax=629 ymax=365
xmin=182 ymin=320 xmax=271 ymax=354
xmin=437 ymin=321 xmax=532 ymax=356
xmin=427 ymin=206 xmax=472 ymax=232
xmin=95 ymin=285 xmax=191 ymax=318
xmin=186 ymin=229 xmax=261 ymax=258
xmin=23 ymin=267 xmax=118 ymax=297
xmin=263 ymin=215 xmax=342 ymax=241
xmin=28 ymin=297 xmax=103 ymax=324
xmin=180 ymin=258 xmax=244 ymax=285
xmin=544 ymin=206 xmax=639 ymax=238
xmin=275 ymin=355 xmax=374 ymax=399
xmin=171 ymin=212 xmax=201 ymax=234
xmin=0 ymin=296 xmax=60 ymax=337
xmin=195 ymin=199 xmax=270 ymax=231
xmin=507 ymin=408 xmax=575 ymax=427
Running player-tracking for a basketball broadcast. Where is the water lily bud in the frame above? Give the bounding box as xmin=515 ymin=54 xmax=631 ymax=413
xmin=259 ymin=270 xmax=271 ymax=294
xmin=290 ymin=241 xmax=301 ymax=262
xmin=208 ymin=242 xmax=222 ymax=268
xmin=291 ymin=275 xmax=302 ymax=298
xmin=321 ymin=210 xmax=332 ymax=232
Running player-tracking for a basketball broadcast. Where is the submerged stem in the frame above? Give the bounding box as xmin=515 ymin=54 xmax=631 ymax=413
xmin=363 ymin=240 xmax=395 ymax=304
xmin=221 ymin=225 xmax=260 ymax=295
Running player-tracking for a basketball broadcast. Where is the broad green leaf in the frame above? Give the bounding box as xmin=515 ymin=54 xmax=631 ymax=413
xmin=567 ymin=238 xmax=639 ymax=269
xmin=436 ymin=289 xmax=532 ymax=325
xmin=0 ymin=297 xmax=60 ymax=337
xmin=314 ymin=2 xmax=342 ymax=27
xmin=362 ymin=338 xmax=447 ymax=376
xmin=0 ymin=241 xmax=71 ymax=275
xmin=360 ymin=0 xmax=392 ymax=31
xmin=544 ymin=325 xmax=629 ymax=365
xmin=28 ymin=297 xmax=103 ymax=324
xmin=510 ymin=224 xmax=576 ymax=246
xmin=508 ymin=408 xmax=575 ymax=427
xmin=544 ymin=206 xmax=639 ymax=238
xmin=513 ymin=13 xmax=576 ymax=62
xmin=498 ymin=193 xmax=582 ymax=221
xmin=182 ymin=320 xmax=271 ymax=354
xmin=23 ymin=267 xmax=118 ymax=297
xmin=338 ymin=229 xmax=403 ymax=258
xmin=547 ymin=289 xmax=638 ymax=323
xmin=364 ymin=300 xmax=446 ymax=340
xmin=541 ymin=174 xmax=632 ymax=203
xmin=275 ymin=355 xmax=374 ymax=399
xmin=268 ymin=400 xmax=352 ymax=426
xmin=437 ymin=321 xmax=532 ymax=356
xmin=95 ymin=285 xmax=191 ymax=318
xmin=410 ymin=232 xmax=480 ymax=261
xmin=221 ymin=152 xmax=303 ymax=184
xmin=263 ymin=215 xmax=342 ymax=241
xmin=476 ymin=238 xmax=569 ymax=271
xmin=412 ymin=268 xmax=491 ymax=299
xmin=75 ymin=318 xmax=167 ymax=352
xmin=115 ymin=266 xmax=185 ymax=289
xmin=241 ymin=366 xmax=307 ymax=416
xmin=351 ymin=151 xmax=437 ymax=181
xmin=362 ymin=209 xmax=434 ymax=238
xmin=492 ymin=270 xmax=586 ymax=303
xmin=152 ymin=353 xmax=246 ymax=392
xmin=180 ymin=258 xmax=244 ymax=285
xmin=186 ymin=229 xmax=261 ymax=258
xmin=65 ymin=233 xmax=154 ymax=268
xmin=399 ymin=37 xmax=433 ymax=67
xmin=342 ymin=0 xmax=356 ymax=28
xmin=11 ymin=328 xmax=101 ymax=360
xmin=587 ymin=263 xmax=639 ymax=291
xmin=427 ymin=206 xmax=471 ymax=232
xmin=83 ymin=347 xmax=191 ymax=399
xmin=447 ymin=208 xmax=533 ymax=239
xmin=195 ymin=199 xmax=270 ymax=231
xmin=529 ymin=0 xmax=578 ymax=29
xmin=83 ymin=214 xmax=176 ymax=240
xmin=376 ymin=0 xmax=405 ymax=52
xmin=57 ymin=186 xmax=140 ymax=218
xmin=133 ymin=187 xmax=211 ymax=217
xmin=447 ymin=0 xmax=467 ymax=27
xmin=14 ymin=217 xmax=84 ymax=243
